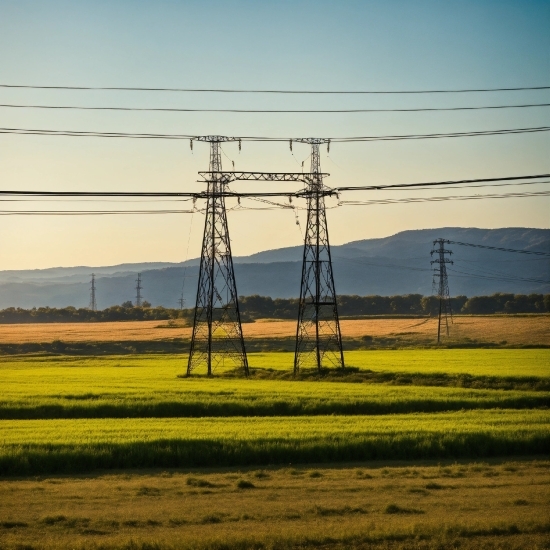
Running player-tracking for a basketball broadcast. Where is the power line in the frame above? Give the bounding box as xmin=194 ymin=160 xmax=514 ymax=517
xmin=0 ymin=209 xmax=197 ymax=215
xmin=339 ymin=190 xmax=550 ymax=206
xmin=448 ymin=267 xmax=549 ymax=285
xmin=1 ymin=174 xmax=548 ymax=199
xmin=1 ymin=84 xmax=549 ymax=94
xmin=1 ymin=190 xmax=548 ymax=215
xmin=333 ymin=174 xmax=550 ymax=192
xmin=2 ymin=102 xmax=550 ymax=114
xmin=2 ymin=126 xmax=548 ymax=142
xmin=447 ymin=240 xmax=550 ymax=257
xmin=1 ymin=178 xmax=546 ymax=203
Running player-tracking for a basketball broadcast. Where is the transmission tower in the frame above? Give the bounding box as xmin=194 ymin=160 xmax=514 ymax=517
xmin=430 ymin=239 xmax=453 ymax=342
xmin=294 ymin=138 xmax=344 ymax=373
xmin=89 ymin=273 xmax=97 ymax=311
xmin=135 ymin=273 xmax=143 ymax=307
xmin=187 ymin=137 xmax=249 ymax=376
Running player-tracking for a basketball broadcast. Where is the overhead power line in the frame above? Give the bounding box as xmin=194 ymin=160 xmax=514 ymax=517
xmin=1 ymin=174 xmax=547 ymax=198
xmin=447 ymin=240 xmax=550 ymax=257
xmin=333 ymin=174 xmax=550 ymax=192
xmin=1 ymin=190 xmax=548 ymax=215
xmin=1 ymin=126 xmax=549 ymax=143
xmin=448 ymin=267 xmax=549 ymax=285
xmin=340 ymin=190 xmax=550 ymax=206
xmin=1 ymin=84 xmax=549 ymax=94
xmin=2 ymin=103 xmax=550 ymax=114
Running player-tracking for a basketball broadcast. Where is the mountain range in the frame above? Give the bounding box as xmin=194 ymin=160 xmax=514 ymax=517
xmin=0 ymin=227 xmax=548 ymax=309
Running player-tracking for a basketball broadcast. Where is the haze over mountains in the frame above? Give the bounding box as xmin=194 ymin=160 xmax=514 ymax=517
xmin=1 ymin=227 xmax=548 ymax=309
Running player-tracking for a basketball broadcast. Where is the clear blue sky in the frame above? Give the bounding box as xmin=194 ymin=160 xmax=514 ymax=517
xmin=0 ymin=0 xmax=548 ymax=269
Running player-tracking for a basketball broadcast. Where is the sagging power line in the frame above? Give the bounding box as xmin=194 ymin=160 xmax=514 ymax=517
xmin=446 ymin=240 xmax=550 ymax=257
xmin=2 ymin=125 xmax=548 ymax=143
xmin=2 ymin=83 xmax=549 ymax=93
xmin=2 ymin=102 xmax=550 ymax=114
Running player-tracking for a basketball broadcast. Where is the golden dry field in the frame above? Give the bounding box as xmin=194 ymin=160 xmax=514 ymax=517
xmin=0 ymin=461 xmax=548 ymax=549
xmin=0 ymin=315 xmax=548 ymax=346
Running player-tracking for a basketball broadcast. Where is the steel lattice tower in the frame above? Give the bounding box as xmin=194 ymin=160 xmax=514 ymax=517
xmin=294 ymin=138 xmax=344 ymax=373
xmin=187 ymin=137 xmax=248 ymax=376
xmin=431 ymin=238 xmax=453 ymax=342
xmin=89 ymin=273 xmax=97 ymax=311
xmin=135 ymin=273 xmax=143 ymax=307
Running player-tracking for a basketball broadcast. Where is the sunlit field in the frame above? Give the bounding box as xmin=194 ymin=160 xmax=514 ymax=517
xmin=1 ymin=410 xmax=549 ymax=476
xmin=1 ymin=348 xmax=548 ymax=548
xmin=0 ymin=314 xmax=548 ymax=346
xmin=1 ymin=461 xmax=548 ymax=550
xmin=252 ymin=349 xmax=550 ymax=376
xmin=1 ymin=351 xmax=549 ymax=420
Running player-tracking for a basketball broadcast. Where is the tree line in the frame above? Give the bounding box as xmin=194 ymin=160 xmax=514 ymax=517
xmin=241 ymin=293 xmax=550 ymax=318
xmin=0 ymin=293 xmax=547 ymax=323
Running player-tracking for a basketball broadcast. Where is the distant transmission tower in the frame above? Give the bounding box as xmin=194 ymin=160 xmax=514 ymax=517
xmin=431 ymin=239 xmax=453 ymax=342
xmin=89 ymin=273 xmax=97 ymax=311
xmin=294 ymin=138 xmax=344 ymax=373
xmin=187 ymin=137 xmax=248 ymax=376
xmin=135 ymin=273 xmax=143 ymax=307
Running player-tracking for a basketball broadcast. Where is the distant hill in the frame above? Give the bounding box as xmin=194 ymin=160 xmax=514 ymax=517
xmin=0 ymin=227 xmax=548 ymax=309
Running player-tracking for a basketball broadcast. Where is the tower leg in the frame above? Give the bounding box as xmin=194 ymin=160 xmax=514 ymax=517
xmin=294 ymin=140 xmax=344 ymax=374
xmin=187 ymin=140 xmax=248 ymax=376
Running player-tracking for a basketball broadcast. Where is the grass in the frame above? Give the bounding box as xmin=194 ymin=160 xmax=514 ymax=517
xmin=0 ymin=346 xmax=548 ymax=547
xmin=0 ymin=410 xmax=548 ymax=475
xmin=0 ymin=461 xmax=548 ymax=549
xmin=0 ymin=351 xmax=548 ymax=419
xmin=252 ymin=349 xmax=550 ymax=377
xmin=0 ymin=315 xmax=550 ymax=353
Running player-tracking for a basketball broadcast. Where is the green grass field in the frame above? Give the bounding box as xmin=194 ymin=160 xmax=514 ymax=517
xmin=1 ymin=348 xmax=549 ymax=548
xmin=254 ymin=349 xmax=550 ymax=376
xmin=1 ymin=352 xmax=549 ymax=419
xmin=3 ymin=348 xmax=548 ymax=376
xmin=1 ymin=410 xmax=548 ymax=475
xmin=0 ymin=349 xmax=548 ymax=475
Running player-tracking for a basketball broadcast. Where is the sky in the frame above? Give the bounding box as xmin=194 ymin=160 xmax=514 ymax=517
xmin=0 ymin=0 xmax=548 ymax=270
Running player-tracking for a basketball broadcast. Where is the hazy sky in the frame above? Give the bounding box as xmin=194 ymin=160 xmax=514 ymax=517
xmin=0 ymin=0 xmax=548 ymax=269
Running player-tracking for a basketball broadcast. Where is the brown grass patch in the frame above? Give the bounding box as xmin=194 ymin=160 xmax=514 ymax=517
xmin=0 ymin=460 xmax=547 ymax=549
xmin=0 ymin=316 xmax=548 ymax=346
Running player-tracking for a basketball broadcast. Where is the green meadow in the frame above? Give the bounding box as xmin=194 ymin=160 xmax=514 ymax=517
xmin=0 ymin=349 xmax=548 ymax=475
xmin=1 ymin=349 xmax=549 ymax=549
xmin=1 ymin=410 xmax=549 ymax=475
xmin=1 ymin=351 xmax=549 ymax=419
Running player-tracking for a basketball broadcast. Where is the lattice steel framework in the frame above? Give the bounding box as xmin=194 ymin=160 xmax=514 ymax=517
xmin=187 ymin=137 xmax=249 ymax=376
xmin=431 ymin=238 xmax=453 ymax=342
xmin=135 ymin=273 xmax=143 ymax=307
xmin=294 ymin=138 xmax=344 ymax=373
xmin=89 ymin=273 xmax=97 ymax=311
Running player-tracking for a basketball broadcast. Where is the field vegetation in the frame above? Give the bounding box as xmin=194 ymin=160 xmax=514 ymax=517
xmin=0 ymin=350 xmax=548 ymax=476
xmin=1 ymin=410 xmax=548 ymax=475
xmin=1 ymin=345 xmax=548 ymax=547
xmin=0 ymin=460 xmax=548 ymax=549
xmin=0 ymin=315 xmax=548 ymax=353
xmin=1 ymin=351 xmax=549 ymax=420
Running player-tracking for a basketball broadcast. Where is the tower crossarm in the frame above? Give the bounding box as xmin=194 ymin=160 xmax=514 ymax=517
xmin=193 ymin=136 xmax=240 ymax=143
xmin=198 ymin=171 xmax=330 ymax=184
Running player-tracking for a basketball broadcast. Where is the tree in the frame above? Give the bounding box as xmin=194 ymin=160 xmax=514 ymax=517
xmin=121 ymin=301 xmax=133 ymax=308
